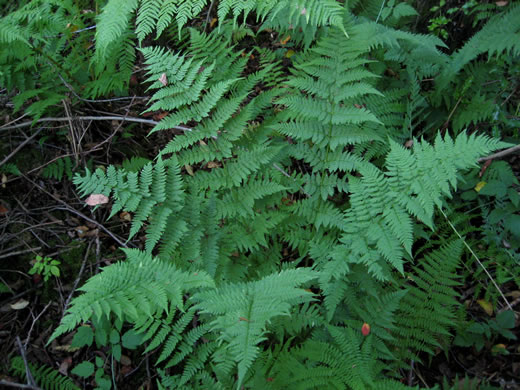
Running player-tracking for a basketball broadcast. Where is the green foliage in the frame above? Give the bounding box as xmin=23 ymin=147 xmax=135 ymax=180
xmin=393 ymin=241 xmax=463 ymax=361
xmin=454 ymin=310 xmax=517 ymax=352
xmin=41 ymin=156 xmax=74 ymax=181
xmin=29 ymin=255 xmax=61 ymax=282
xmin=10 ymin=356 xmax=80 ymax=390
xmin=2 ymin=0 xmax=511 ymax=388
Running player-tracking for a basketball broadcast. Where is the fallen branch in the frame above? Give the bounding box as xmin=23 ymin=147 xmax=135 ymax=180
xmin=478 ymin=144 xmax=520 ymax=162
xmin=0 ymin=115 xmax=189 ymax=132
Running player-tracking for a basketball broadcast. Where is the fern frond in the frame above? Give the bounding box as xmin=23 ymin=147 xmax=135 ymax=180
xmin=48 ymin=249 xmax=214 ymax=342
xmin=11 ymin=356 xmax=80 ymax=390
xmin=193 ymin=268 xmax=317 ymax=389
xmin=392 ymin=241 xmax=463 ymax=361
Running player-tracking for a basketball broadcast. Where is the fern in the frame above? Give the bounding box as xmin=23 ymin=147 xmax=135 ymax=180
xmin=193 ymin=268 xmax=316 ymax=389
xmin=392 ymin=241 xmax=463 ymax=361
xmin=434 ymin=4 xmax=520 ymax=96
xmin=41 ymin=3 xmax=517 ymax=389
xmin=48 ymin=249 xmax=214 ymax=342
xmin=10 ymin=356 xmax=80 ymax=390
xmin=42 ymin=156 xmax=74 ymax=181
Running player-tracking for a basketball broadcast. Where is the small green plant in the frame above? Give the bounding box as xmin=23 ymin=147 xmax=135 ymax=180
xmin=29 ymin=255 xmax=61 ymax=282
xmin=454 ymin=310 xmax=517 ymax=352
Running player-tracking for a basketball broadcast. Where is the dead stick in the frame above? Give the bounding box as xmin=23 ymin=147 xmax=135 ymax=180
xmin=0 ymin=116 xmax=189 ymax=132
xmin=15 ymin=336 xmax=37 ymax=387
xmin=478 ymin=144 xmax=520 ymax=162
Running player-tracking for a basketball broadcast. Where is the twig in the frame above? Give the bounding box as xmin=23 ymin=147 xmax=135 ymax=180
xmin=0 ymin=116 xmax=190 ymax=132
xmin=478 ymin=144 xmax=520 ymax=162
xmin=204 ymin=0 xmax=217 ymax=32
xmin=21 ymin=175 xmax=130 ymax=248
xmin=24 ymin=302 xmax=52 ymax=349
xmin=16 ymin=336 xmax=37 ymax=387
xmin=0 ymin=380 xmax=41 ymax=389
xmin=440 ymin=208 xmax=513 ymax=311
xmin=0 ymin=247 xmax=42 ymax=260
xmin=0 ymin=128 xmax=44 ymax=167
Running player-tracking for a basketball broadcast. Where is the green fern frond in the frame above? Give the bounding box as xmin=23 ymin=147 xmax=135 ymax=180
xmin=435 ymin=4 xmax=520 ymax=94
xmin=95 ymin=0 xmax=138 ymax=57
xmin=193 ymin=268 xmax=317 ymax=389
xmin=392 ymin=241 xmax=463 ymax=361
xmin=10 ymin=356 xmax=80 ymax=390
xmin=48 ymin=249 xmax=214 ymax=343
xmin=42 ymin=156 xmax=74 ymax=181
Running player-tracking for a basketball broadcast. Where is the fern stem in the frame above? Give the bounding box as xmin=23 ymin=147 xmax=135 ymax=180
xmin=439 ymin=208 xmax=513 ymax=311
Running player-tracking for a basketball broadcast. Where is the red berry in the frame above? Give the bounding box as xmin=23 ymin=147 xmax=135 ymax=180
xmin=361 ymin=323 xmax=370 ymax=336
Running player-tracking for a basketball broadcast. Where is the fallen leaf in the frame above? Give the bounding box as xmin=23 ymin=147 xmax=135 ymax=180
xmin=184 ymin=164 xmax=194 ymax=176
xmin=10 ymin=299 xmax=29 ymax=310
xmin=285 ymin=49 xmax=296 ymax=58
xmin=59 ymin=357 xmax=72 ymax=375
xmin=491 ymin=343 xmax=507 ymax=355
xmin=404 ymin=140 xmax=414 ymax=148
xmin=207 ymin=161 xmax=220 ymax=169
xmin=496 ymin=1 xmax=508 ymax=6
xmin=75 ymin=225 xmax=89 ymax=238
xmin=474 ymin=181 xmax=487 ymax=192
xmin=85 ymin=194 xmax=109 ymax=206
xmin=120 ymin=212 xmax=132 ymax=222
xmin=209 ymin=17 xmax=217 ymax=29
xmin=158 ymin=73 xmax=168 ymax=86
xmin=280 ymin=35 xmax=291 ymax=45
xmin=153 ymin=111 xmax=168 ymax=121
xmin=477 ymin=299 xmax=494 ymax=316
xmin=120 ymin=355 xmax=132 ymax=366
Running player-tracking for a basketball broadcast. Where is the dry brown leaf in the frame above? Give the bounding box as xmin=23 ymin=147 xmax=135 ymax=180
xmin=120 ymin=355 xmax=132 ymax=366
xmin=85 ymin=194 xmax=109 ymax=206
xmin=158 ymin=73 xmax=168 ymax=86
xmin=207 ymin=161 xmax=220 ymax=169
xmin=184 ymin=164 xmax=194 ymax=176
xmin=58 ymin=357 xmax=72 ymax=375
xmin=120 ymin=211 xmax=132 ymax=222
xmin=75 ymin=225 xmax=89 ymax=238
xmin=404 ymin=140 xmax=414 ymax=148
xmin=210 ymin=17 xmax=218 ymax=29
xmin=280 ymin=35 xmax=291 ymax=45
xmin=10 ymin=299 xmax=29 ymax=310
xmin=496 ymin=1 xmax=508 ymax=6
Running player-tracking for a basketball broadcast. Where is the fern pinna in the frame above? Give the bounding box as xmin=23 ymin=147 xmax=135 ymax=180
xmin=44 ymin=2 xmax=515 ymax=389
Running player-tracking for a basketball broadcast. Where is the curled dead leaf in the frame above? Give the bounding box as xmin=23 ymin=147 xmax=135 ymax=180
xmin=158 ymin=73 xmax=168 ymax=86
xmin=120 ymin=211 xmax=132 ymax=222
xmin=85 ymin=194 xmax=109 ymax=206
xmin=10 ymin=299 xmax=29 ymax=310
